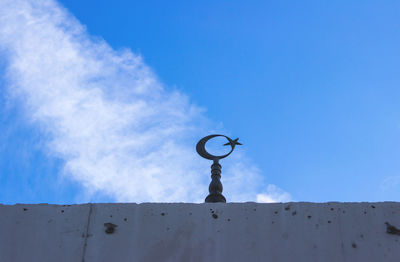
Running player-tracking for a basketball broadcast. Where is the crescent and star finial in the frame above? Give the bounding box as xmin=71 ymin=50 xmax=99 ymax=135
xmin=196 ymin=134 xmax=242 ymax=203
xmin=196 ymin=134 xmax=242 ymax=161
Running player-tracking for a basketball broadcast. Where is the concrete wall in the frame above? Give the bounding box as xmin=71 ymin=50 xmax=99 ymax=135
xmin=1 ymin=202 xmax=399 ymax=262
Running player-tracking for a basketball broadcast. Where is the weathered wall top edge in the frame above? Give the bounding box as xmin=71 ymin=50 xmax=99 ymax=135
xmin=1 ymin=201 xmax=399 ymax=207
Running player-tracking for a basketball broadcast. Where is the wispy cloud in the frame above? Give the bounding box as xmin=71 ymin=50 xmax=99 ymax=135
xmin=256 ymin=185 xmax=292 ymax=203
xmin=0 ymin=0 xmax=290 ymax=203
xmin=380 ymin=176 xmax=400 ymax=193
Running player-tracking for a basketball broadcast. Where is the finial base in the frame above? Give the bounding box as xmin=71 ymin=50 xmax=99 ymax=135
xmin=205 ymin=160 xmax=226 ymax=203
xmin=205 ymin=193 xmax=226 ymax=203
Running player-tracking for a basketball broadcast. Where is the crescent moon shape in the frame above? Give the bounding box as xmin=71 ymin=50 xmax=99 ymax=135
xmin=196 ymin=134 xmax=235 ymax=161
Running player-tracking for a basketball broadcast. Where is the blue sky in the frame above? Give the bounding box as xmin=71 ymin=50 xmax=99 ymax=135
xmin=1 ymin=0 xmax=400 ymax=204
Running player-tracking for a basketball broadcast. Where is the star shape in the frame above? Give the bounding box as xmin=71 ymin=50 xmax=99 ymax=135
xmin=223 ymin=138 xmax=242 ymax=147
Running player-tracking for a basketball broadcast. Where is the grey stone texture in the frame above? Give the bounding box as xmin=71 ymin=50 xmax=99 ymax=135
xmin=1 ymin=202 xmax=399 ymax=261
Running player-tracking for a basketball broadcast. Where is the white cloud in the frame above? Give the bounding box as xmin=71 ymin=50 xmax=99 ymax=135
xmin=256 ymin=184 xmax=292 ymax=203
xmin=380 ymin=176 xmax=400 ymax=192
xmin=0 ymin=0 xmax=291 ymax=203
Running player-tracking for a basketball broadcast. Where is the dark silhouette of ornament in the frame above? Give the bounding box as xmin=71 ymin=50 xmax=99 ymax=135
xmin=196 ymin=134 xmax=242 ymax=203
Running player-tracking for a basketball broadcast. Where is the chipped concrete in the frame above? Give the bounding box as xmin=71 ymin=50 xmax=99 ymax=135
xmin=1 ymin=202 xmax=400 ymax=261
xmin=0 ymin=204 xmax=90 ymax=262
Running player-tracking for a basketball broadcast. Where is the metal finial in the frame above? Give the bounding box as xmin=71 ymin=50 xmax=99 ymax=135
xmin=196 ymin=134 xmax=242 ymax=203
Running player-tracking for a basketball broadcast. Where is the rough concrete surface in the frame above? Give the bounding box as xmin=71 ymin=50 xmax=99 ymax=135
xmin=0 ymin=202 xmax=399 ymax=262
